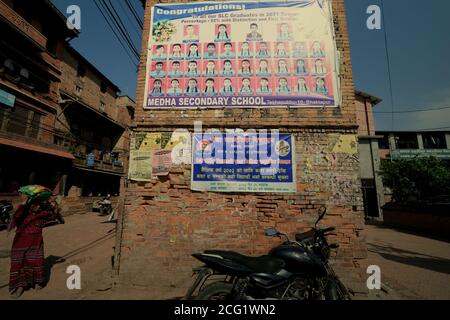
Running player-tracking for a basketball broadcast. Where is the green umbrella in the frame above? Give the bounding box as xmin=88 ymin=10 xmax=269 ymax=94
xmin=18 ymin=185 xmax=53 ymax=200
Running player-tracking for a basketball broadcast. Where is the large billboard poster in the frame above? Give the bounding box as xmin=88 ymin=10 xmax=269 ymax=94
xmin=191 ymin=132 xmax=296 ymax=193
xmin=144 ymin=0 xmax=339 ymax=108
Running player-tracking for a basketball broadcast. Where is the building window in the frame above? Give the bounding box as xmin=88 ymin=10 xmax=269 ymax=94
xmin=77 ymin=63 xmax=86 ymax=78
xmin=127 ymin=107 xmax=135 ymax=120
xmin=100 ymin=101 xmax=106 ymax=112
xmin=422 ymin=133 xmax=447 ymax=149
xmin=394 ymin=133 xmax=419 ymax=149
xmin=7 ymin=105 xmax=29 ymax=136
xmin=0 ymin=107 xmax=5 ymax=129
xmin=46 ymin=39 xmax=58 ymax=56
xmin=378 ymin=134 xmax=390 ymax=150
xmin=28 ymin=112 xmax=42 ymax=138
xmin=75 ymin=85 xmax=83 ymax=95
xmin=101 ymin=82 xmax=108 ymax=94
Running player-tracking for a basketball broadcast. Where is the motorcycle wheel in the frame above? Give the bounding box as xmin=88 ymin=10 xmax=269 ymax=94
xmin=324 ymin=277 xmax=351 ymax=300
xmin=195 ymin=282 xmax=234 ymax=300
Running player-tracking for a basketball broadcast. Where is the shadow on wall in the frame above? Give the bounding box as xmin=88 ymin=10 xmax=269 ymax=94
xmin=367 ymin=243 xmax=450 ymax=275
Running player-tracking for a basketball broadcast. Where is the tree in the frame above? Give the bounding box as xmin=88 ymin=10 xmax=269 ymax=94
xmin=380 ymin=157 xmax=450 ymax=203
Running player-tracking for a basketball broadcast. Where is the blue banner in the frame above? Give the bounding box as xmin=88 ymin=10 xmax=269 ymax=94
xmin=153 ymin=1 xmax=316 ymax=22
xmin=191 ymin=132 xmax=296 ymax=193
xmin=0 ymin=89 xmax=16 ymax=108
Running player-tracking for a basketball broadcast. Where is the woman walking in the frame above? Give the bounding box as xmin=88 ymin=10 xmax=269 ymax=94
xmin=8 ymin=195 xmax=60 ymax=298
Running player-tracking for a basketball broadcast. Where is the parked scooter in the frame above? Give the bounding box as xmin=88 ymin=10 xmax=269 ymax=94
xmin=185 ymin=207 xmax=351 ymax=300
xmin=93 ymin=195 xmax=112 ymax=216
xmin=0 ymin=200 xmax=13 ymax=229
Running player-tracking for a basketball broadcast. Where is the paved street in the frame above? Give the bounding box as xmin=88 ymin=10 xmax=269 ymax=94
xmin=366 ymin=223 xmax=450 ymax=300
xmin=0 ymin=213 xmax=116 ymax=300
xmin=1 ymin=212 xmax=449 ymax=300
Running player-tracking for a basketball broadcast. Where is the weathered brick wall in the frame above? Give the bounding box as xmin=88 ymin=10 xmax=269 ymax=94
xmin=60 ymin=47 xmax=117 ymax=117
xmin=355 ymin=96 xmax=376 ymax=136
xmin=117 ymin=0 xmax=369 ymax=297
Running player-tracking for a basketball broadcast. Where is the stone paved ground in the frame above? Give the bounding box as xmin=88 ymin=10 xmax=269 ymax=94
xmin=0 ymin=213 xmax=117 ymax=300
xmin=1 ymin=213 xmax=448 ymax=299
xmin=365 ymin=223 xmax=450 ymax=300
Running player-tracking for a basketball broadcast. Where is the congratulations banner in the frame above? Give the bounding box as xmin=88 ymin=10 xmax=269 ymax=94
xmin=144 ymin=0 xmax=339 ymax=108
xmin=191 ymin=132 xmax=296 ymax=193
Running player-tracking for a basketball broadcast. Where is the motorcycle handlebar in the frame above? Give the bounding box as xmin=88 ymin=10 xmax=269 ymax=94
xmin=321 ymin=227 xmax=336 ymax=233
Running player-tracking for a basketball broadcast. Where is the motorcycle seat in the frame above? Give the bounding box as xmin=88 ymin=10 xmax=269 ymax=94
xmin=204 ymin=250 xmax=285 ymax=274
xmin=295 ymin=229 xmax=316 ymax=241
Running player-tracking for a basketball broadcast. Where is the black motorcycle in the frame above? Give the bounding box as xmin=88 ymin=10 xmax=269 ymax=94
xmin=0 ymin=200 xmax=13 ymax=229
xmin=185 ymin=207 xmax=351 ymax=300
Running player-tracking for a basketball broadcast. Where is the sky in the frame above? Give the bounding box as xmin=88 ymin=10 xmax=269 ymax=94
xmin=52 ymin=0 xmax=450 ymax=132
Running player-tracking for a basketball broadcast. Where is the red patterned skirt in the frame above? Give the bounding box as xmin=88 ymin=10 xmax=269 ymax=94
xmin=9 ymin=232 xmax=45 ymax=292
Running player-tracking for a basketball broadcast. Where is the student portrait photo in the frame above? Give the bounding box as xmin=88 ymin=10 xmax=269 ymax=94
xmin=185 ymin=60 xmax=200 ymax=77
xmin=274 ymin=42 xmax=290 ymax=58
xmin=153 ymin=45 xmax=167 ymax=60
xmin=312 ymin=58 xmax=327 ymax=75
xmin=256 ymin=59 xmax=271 ymax=76
xmin=314 ymin=77 xmax=329 ymax=96
xmin=221 ymin=60 xmax=235 ymax=76
xmin=186 ymin=43 xmax=201 ymax=59
xmin=246 ymin=23 xmax=263 ymax=41
xmin=150 ymin=61 xmax=166 ymax=78
xmin=167 ymin=79 xmax=183 ymax=96
xmin=220 ymin=42 xmax=236 ymax=59
xmin=257 ymin=77 xmax=272 ymax=94
xmin=203 ymin=43 xmax=218 ymax=59
xmin=203 ymin=60 xmax=218 ymax=77
xmin=220 ymin=78 xmax=235 ymax=95
xmin=277 ymin=23 xmax=293 ymax=41
xmin=215 ymin=24 xmax=231 ymax=42
xmin=239 ymin=42 xmax=253 ymax=58
xmin=239 ymin=77 xmax=253 ymax=95
xmin=170 ymin=43 xmax=184 ymax=60
xmin=203 ymin=78 xmax=217 ymax=95
xmin=311 ymin=41 xmax=326 ymax=58
xmin=183 ymin=24 xmax=199 ymax=42
xmin=169 ymin=61 xmax=183 ymax=78
xmin=294 ymin=59 xmax=308 ymax=75
xmin=185 ymin=78 xmax=200 ymax=95
xmin=149 ymin=79 xmax=164 ymax=97
xmin=293 ymin=41 xmax=308 ymax=58
xmin=294 ymin=77 xmax=310 ymax=94
xmin=256 ymin=42 xmax=271 ymax=58
xmin=239 ymin=59 xmax=253 ymax=76
xmin=275 ymin=59 xmax=290 ymax=76
xmin=276 ymin=77 xmax=291 ymax=94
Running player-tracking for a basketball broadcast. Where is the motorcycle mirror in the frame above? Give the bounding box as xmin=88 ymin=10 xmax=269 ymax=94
xmin=315 ymin=206 xmax=327 ymax=226
xmin=264 ymin=228 xmax=279 ymax=237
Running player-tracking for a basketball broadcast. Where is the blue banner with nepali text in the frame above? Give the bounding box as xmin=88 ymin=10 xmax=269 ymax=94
xmin=191 ymin=132 xmax=296 ymax=193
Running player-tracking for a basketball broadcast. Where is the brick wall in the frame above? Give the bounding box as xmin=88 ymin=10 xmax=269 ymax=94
xmin=355 ymin=96 xmax=376 ymax=136
xmin=60 ymin=47 xmax=117 ymax=117
xmin=117 ymin=0 xmax=369 ymax=297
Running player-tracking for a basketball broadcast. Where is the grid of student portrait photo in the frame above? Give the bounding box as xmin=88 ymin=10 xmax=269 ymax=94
xmin=147 ymin=22 xmax=333 ymax=99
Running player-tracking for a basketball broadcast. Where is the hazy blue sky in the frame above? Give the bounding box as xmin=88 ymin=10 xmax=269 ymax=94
xmin=52 ymin=0 xmax=450 ymax=131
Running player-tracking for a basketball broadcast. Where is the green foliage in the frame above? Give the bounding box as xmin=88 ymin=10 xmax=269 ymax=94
xmin=380 ymin=157 xmax=450 ymax=203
